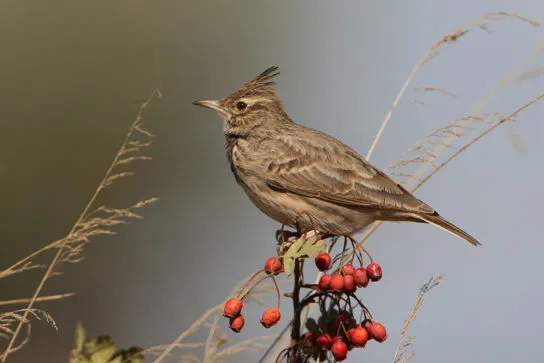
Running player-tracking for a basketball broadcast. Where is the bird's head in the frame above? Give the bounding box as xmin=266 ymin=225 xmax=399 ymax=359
xmin=193 ymin=66 xmax=291 ymax=136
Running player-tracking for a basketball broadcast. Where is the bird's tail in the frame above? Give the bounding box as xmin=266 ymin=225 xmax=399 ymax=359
xmin=415 ymin=212 xmax=481 ymax=246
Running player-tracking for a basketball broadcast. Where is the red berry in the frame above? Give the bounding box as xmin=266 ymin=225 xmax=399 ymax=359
xmin=229 ymin=315 xmax=245 ymax=333
xmin=341 ymin=263 xmax=355 ymax=276
xmin=331 ymin=339 xmax=348 ymax=361
xmin=318 ymin=273 xmax=332 ymax=290
xmin=343 ymin=275 xmax=356 ymax=293
xmin=315 ymin=252 xmax=331 ymax=271
xmin=315 ymin=333 xmax=332 ymax=351
xmin=353 ymin=267 xmax=369 ymax=287
xmin=347 ymin=326 xmax=369 ymax=347
xmin=330 ymin=273 xmax=345 ymax=291
xmin=264 ymin=257 xmax=282 ymax=275
xmin=369 ymin=322 xmax=387 ymax=342
xmin=300 ymin=332 xmax=314 ymax=351
xmin=366 ymin=263 xmax=382 ymax=281
xmin=223 ymin=298 xmax=243 ymax=318
xmin=261 ymin=308 xmax=281 ymax=328
xmin=361 ymin=319 xmax=373 ymax=331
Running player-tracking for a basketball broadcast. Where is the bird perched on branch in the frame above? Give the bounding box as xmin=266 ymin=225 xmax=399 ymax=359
xmin=193 ymin=67 xmax=480 ymax=246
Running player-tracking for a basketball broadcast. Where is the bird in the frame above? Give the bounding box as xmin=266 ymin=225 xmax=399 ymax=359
xmin=193 ymin=66 xmax=480 ymax=246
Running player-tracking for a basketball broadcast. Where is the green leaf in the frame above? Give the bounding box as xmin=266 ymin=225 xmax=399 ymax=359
xmin=282 ymin=235 xmax=326 ymax=276
xmin=75 ymin=321 xmax=86 ymax=352
xmin=283 ymin=258 xmax=295 ymax=277
xmin=109 ymin=347 xmax=144 ymax=363
xmin=87 ymin=336 xmax=117 ymax=363
xmin=305 ymin=318 xmax=320 ymax=336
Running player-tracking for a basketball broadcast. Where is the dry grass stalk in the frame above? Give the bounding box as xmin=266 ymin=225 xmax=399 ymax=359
xmin=414 ymin=93 xmax=543 ymax=190
xmin=356 ymin=92 xmax=543 ymax=250
xmin=0 ymin=89 xmax=162 ymax=361
xmin=392 ymin=275 xmax=444 ymax=363
xmin=365 ymin=12 xmax=539 ymax=162
xmin=152 ymin=276 xmax=277 ymax=363
xmin=0 ymin=293 xmax=75 ymax=307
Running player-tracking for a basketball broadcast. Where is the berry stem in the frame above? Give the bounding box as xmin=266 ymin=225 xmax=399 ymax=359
xmin=346 ymin=235 xmax=364 ymax=266
xmin=337 ymin=239 xmax=348 ymax=273
xmin=347 ymin=235 xmax=374 ymax=264
xmin=350 ymin=293 xmax=373 ymax=320
xmin=271 ymin=275 xmax=281 ymax=309
xmin=238 ymin=269 xmax=266 ymax=299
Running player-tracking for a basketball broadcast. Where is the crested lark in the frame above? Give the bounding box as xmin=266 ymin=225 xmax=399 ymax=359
xmin=193 ymin=67 xmax=480 ymax=246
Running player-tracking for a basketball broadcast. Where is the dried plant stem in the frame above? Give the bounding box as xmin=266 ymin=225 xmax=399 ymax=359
xmin=153 ymin=306 xmax=221 ymax=363
xmin=0 ymin=293 xmax=75 ymax=307
xmin=258 ymin=321 xmax=292 ymax=363
xmin=414 ymin=93 xmax=544 ymax=191
xmin=1 ymin=90 xmax=160 ymax=361
xmin=392 ymin=275 xmax=444 ymax=363
xmin=2 ymin=250 xmax=64 ymax=361
xmin=0 ymin=242 xmax=61 ymax=279
xmin=366 ymin=51 xmax=431 ymax=161
xmin=357 ymin=93 xmax=543 ymax=249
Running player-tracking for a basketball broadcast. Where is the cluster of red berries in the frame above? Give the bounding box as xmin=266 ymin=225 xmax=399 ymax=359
xmin=222 ymin=232 xmax=387 ymax=362
xmin=287 ymin=252 xmax=387 ymax=361
xmin=315 ymin=251 xmax=382 ymax=293
xmin=299 ymin=310 xmax=387 ymax=361
xmin=222 ymin=257 xmax=284 ymax=333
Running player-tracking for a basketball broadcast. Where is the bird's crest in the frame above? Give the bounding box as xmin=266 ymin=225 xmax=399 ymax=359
xmin=228 ymin=66 xmax=280 ymax=100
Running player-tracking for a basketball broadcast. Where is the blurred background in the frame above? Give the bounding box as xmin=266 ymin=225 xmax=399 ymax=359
xmin=1 ymin=1 xmax=543 ymax=362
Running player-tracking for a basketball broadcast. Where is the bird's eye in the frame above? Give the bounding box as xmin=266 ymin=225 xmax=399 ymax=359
xmin=236 ymin=101 xmax=247 ymax=111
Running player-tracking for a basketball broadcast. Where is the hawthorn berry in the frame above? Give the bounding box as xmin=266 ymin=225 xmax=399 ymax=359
xmin=361 ymin=319 xmax=373 ymax=332
xmin=315 ymin=333 xmax=332 ymax=351
xmin=223 ymin=298 xmax=243 ymax=318
xmin=369 ymin=321 xmax=387 ymax=342
xmin=315 ymin=252 xmax=331 ymax=271
xmin=300 ymin=332 xmax=314 ymax=351
xmin=347 ymin=326 xmax=369 ymax=347
xmin=343 ymin=275 xmax=356 ymax=293
xmin=341 ymin=263 xmax=355 ymax=276
xmin=353 ymin=267 xmax=369 ymax=287
xmin=330 ymin=273 xmax=345 ymax=291
xmin=318 ymin=273 xmax=332 ymax=290
xmin=264 ymin=257 xmax=282 ymax=275
xmin=261 ymin=308 xmax=281 ymax=328
xmin=229 ymin=315 xmax=245 ymax=333
xmin=331 ymin=338 xmax=348 ymax=361
xmin=366 ymin=262 xmax=383 ymax=281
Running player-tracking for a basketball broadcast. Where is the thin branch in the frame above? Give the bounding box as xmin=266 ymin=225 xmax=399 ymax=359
xmin=288 ymin=260 xmax=304 ymax=363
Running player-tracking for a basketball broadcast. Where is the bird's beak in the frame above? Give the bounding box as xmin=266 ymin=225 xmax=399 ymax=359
xmin=192 ymin=99 xmax=227 ymax=116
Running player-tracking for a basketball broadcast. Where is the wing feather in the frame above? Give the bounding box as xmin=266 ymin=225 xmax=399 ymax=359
xmin=262 ymin=127 xmax=434 ymax=215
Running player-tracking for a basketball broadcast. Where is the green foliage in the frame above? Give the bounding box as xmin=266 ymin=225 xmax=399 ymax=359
xmin=69 ymin=322 xmax=144 ymax=363
xmin=305 ymin=318 xmax=319 ymax=336
xmin=282 ymin=235 xmax=325 ymax=276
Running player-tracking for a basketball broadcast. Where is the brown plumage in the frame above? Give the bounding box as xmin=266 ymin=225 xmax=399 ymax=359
xmin=193 ymin=66 xmax=481 ymax=246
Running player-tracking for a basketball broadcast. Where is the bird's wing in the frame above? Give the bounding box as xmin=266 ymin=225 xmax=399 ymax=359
xmin=262 ymin=129 xmax=434 ymax=215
